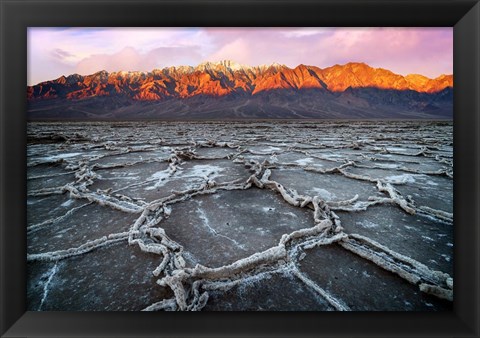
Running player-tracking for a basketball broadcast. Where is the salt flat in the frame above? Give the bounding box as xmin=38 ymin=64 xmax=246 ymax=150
xmin=26 ymin=120 xmax=453 ymax=311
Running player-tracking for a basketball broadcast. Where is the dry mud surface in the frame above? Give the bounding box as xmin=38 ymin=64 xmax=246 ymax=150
xmin=27 ymin=120 xmax=453 ymax=311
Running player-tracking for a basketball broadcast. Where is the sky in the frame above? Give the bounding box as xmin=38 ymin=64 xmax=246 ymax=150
xmin=27 ymin=27 xmax=453 ymax=85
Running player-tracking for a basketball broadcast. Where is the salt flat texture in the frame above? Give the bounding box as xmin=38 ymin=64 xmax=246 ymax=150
xmin=26 ymin=121 xmax=453 ymax=311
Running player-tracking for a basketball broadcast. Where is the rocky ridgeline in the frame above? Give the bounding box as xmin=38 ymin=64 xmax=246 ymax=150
xmin=28 ymin=61 xmax=452 ymax=100
xmin=27 ymin=61 xmax=453 ymax=120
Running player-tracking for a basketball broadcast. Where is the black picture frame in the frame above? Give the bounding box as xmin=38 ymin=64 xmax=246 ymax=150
xmin=1 ymin=0 xmax=479 ymax=337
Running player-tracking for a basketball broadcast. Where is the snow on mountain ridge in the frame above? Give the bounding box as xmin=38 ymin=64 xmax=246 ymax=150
xmin=194 ymin=60 xmax=253 ymax=73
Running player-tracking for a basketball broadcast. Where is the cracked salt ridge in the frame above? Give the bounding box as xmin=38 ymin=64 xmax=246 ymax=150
xmin=299 ymin=243 xmax=451 ymax=311
xmin=27 ymin=203 xmax=138 ymax=253
xmin=28 ymin=172 xmax=76 ymax=191
xmin=28 ymin=152 xmax=94 ymax=167
xmin=149 ymin=163 xmax=451 ymax=309
xmin=203 ymin=268 xmax=335 ymax=311
xmin=159 ymin=188 xmax=313 ymax=268
xmin=341 ymin=168 xmax=452 ymax=214
xmin=27 ymin=201 xmax=91 ymax=235
xmin=148 ymin=182 xmax=346 ymax=310
xmin=27 ymin=121 xmax=453 ymax=311
xmin=337 ymin=205 xmax=453 ymax=276
xmin=27 ymin=162 xmax=73 ymax=178
xmin=395 ymin=176 xmax=453 ymax=214
xmin=351 ymin=161 xmax=452 ymax=177
xmin=28 ymin=244 xmax=173 ymax=311
xmin=27 ymin=194 xmax=84 ymax=227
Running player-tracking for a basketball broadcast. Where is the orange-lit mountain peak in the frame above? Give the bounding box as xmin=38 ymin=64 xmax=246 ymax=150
xmin=27 ymin=61 xmax=453 ymax=101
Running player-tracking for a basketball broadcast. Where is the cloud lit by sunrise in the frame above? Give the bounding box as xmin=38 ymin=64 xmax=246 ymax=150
xmin=27 ymin=27 xmax=452 ymax=85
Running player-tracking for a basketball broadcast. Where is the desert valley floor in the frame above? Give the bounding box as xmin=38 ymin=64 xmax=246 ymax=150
xmin=26 ymin=120 xmax=453 ymax=311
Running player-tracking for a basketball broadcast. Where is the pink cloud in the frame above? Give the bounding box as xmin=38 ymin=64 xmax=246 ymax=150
xmin=75 ymin=46 xmax=202 ymax=75
xmin=316 ymin=28 xmax=453 ymax=76
xmin=76 ymin=47 xmax=141 ymax=74
xmin=201 ymin=28 xmax=452 ymax=77
xmin=207 ymin=38 xmax=252 ymax=64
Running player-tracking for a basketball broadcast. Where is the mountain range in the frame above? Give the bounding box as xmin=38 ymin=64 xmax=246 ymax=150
xmin=27 ymin=61 xmax=453 ymax=120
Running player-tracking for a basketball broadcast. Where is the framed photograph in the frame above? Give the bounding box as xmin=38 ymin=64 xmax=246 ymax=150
xmin=1 ymin=0 xmax=479 ymax=337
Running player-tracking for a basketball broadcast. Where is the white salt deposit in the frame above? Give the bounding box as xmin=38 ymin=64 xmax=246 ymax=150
xmin=294 ymin=158 xmax=314 ymax=166
xmin=384 ymin=174 xmax=417 ymax=184
xmin=308 ymin=187 xmax=335 ymax=200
